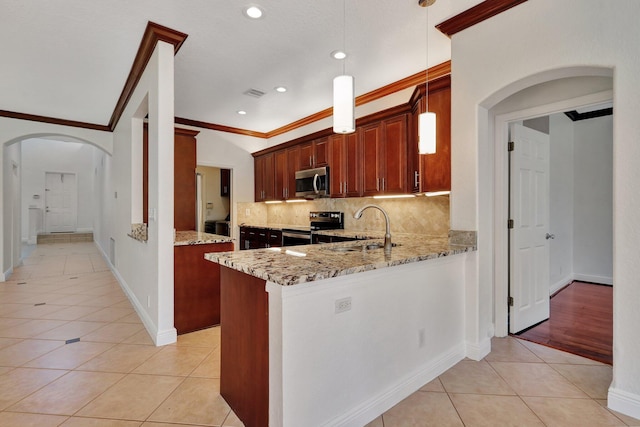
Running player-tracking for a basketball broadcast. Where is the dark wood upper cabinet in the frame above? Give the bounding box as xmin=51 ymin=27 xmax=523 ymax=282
xmin=410 ymin=75 xmax=451 ymax=192
xmin=143 ymin=126 xmax=199 ymax=230
xmin=298 ymin=137 xmax=329 ymax=170
xmin=174 ymin=128 xmax=199 ymax=231
xmin=251 ymin=78 xmax=451 ymax=201
xmin=221 ymin=168 xmax=231 ymax=197
xmin=254 ymin=152 xmax=275 ymax=202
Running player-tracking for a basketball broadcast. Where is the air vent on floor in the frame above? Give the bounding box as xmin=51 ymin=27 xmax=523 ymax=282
xmin=243 ymin=88 xmax=266 ymax=98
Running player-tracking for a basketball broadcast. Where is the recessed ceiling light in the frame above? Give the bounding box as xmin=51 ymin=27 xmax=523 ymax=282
xmin=244 ymin=6 xmax=263 ymax=19
xmin=237 ymin=110 xmax=247 ymax=115
xmin=331 ymin=50 xmax=347 ymax=60
xmin=275 ymin=86 xmax=287 ymax=93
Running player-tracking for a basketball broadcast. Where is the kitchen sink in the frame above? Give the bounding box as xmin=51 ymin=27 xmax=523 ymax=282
xmin=323 ymin=242 xmax=400 ymax=252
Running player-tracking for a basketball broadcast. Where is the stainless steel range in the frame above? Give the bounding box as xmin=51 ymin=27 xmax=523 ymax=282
xmin=281 ymin=211 xmax=344 ymax=246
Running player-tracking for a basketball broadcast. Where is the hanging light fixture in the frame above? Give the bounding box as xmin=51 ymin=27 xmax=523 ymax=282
xmin=333 ymin=0 xmax=355 ymax=134
xmin=418 ymin=0 xmax=437 ymax=154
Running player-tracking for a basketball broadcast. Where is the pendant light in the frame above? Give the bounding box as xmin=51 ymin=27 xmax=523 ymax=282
xmin=333 ymin=0 xmax=355 ymax=134
xmin=418 ymin=0 xmax=437 ymax=154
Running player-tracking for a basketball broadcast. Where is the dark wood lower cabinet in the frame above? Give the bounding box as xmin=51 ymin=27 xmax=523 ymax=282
xmin=220 ymin=267 xmax=269 ymax=427
xmin=174 ymin=242 xmax=233 ymax=334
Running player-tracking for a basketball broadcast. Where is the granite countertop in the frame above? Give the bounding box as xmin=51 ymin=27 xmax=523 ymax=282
xmin=204 ymin=233 xmax=476 ymax=286
xmin=174 ymin=230 xmax=234 ymax=246
xmin=239 ymin=223 xmax=304 ymax=231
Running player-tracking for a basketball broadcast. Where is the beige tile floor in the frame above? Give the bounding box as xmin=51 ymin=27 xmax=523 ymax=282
xmin=1 ymin=242 xmax=639 ymax=427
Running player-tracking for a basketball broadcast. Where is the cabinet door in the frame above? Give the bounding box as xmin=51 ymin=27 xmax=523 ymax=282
xmin=174 ymin=130 xmax=198 ymax=230
xmin=254 ymin=153 xmax=275 ymax=202
xmin=314 ymin=137 xmax=329 ymax=167
xmin=382 ymin=114 xmax=408 ymax=194
xmin=329 ymin=134 xmax=345 ymax=197
xmin=344 ymin=132 xmax=362 ymax=197
xmin=286 ymin=147 xmax=299 ymax=199
xmin=298 ymin=141 xmax=314 ymax=170
xmin=361 ymin=122 xmax=383 ymax=196
xmin=422 ymin=84 xmax=451 ymax=192
xmin=274 ymin=149 xmax=288 ymax=200
xmin=220 ymin=169 xmax=231 ymax=197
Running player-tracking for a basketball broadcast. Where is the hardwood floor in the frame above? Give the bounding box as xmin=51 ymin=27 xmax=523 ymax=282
xmin=516 ymin=281 xmax=613 ymax=364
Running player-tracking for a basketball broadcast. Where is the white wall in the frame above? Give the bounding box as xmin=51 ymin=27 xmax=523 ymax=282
xmin=268 ymin=254 xmax=467 ymax=426
xmin=193 ymin=128 xmax=257 ymax=239
xmin=548 ymin=113 xmax=574 ymax=291
xmin=573 ymin=115 xmax=613 ymax=284
xmin=97 ymin=41 xmax=177 ymax=346
xmin=21 ymin=138 xmax=97 ymax=240
xmin=547 ymin=113 xmax=613 ymax=291
xmin=0 ymin=118 xmax=112 ymax=280
xmin=2 ymin=143 xmax=21 ymax=279
xmin=449 ymin=0 xmax=640 ymax=418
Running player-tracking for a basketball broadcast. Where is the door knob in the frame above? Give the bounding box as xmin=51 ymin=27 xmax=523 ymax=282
xmin=545 ymin=233 xmax=555 ymax=240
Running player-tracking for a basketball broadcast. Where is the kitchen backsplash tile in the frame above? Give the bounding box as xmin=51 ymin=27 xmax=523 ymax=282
xmin=238 ymin=196 xmax=450 ymax=236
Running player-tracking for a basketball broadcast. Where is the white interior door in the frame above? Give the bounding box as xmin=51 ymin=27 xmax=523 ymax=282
xmin=509 ymin=123 xmax=551 ymax=333
xmin=45 ymin=172 xmax=77 ymax=233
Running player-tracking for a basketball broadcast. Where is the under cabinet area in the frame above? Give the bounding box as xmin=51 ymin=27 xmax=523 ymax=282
xmin=174 ymin=241 xmax=233 ymax=334
xmin=239 ymin=226 xmax=282 ymax=250
xmin=251 ymin=78 xmax=451 ymax=202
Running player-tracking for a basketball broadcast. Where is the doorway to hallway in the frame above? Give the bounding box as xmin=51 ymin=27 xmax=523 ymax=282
xmin=44 ymin=171 xmax=78 ymax=233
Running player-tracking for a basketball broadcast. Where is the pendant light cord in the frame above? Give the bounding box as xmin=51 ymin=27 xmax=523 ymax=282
xmin=425 ymin=4 xmax=429 ymax=113
xmin=342 ymin=0 xmax=346 ymax=75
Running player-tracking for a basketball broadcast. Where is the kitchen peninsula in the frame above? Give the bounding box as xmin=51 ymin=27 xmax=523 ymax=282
xmin=205 ymin=232 xmax=476 ymax=427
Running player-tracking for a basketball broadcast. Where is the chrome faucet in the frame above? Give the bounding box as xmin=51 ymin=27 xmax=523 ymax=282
xmin=353 ymin=204 xmax=392 ymax=255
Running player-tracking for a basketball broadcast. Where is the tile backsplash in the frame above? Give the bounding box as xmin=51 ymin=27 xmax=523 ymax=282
xmin=237 ymin=195 xmax=449 ymax=236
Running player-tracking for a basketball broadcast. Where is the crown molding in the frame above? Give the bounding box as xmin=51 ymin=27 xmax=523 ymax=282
xmin=108 ymin=21 xmax=188 ymax=131
xmin=0 ymin=110 xmax=110 ymax=132
xmin=175 ymin=117 xmax=268 ymax=138
xmin=263 ymin=60 xmax=451 ymax=139
xmin=436 ymin=0 xmax=527 ymax=37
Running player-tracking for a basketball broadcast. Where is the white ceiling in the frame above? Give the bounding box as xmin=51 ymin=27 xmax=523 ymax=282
xmin=2 ymin=0 xmax=482 ymax=134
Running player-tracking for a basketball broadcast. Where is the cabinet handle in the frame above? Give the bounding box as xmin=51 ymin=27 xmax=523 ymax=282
xmin=383 ymin=178 xmax=386 ymax=191
xmin=376 ymin=178 xmax=380 ymax=191
xmin=309 ymin=156 xmax=312 ymax=166
xmin=345 ymin=182 xmax=347 ymax=193
xmin=414 ymin=171 xmax=419 ymax=187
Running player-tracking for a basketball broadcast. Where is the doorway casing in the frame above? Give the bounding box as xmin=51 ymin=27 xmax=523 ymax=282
xmin=490 ymin=88 xmax=613 ymax=337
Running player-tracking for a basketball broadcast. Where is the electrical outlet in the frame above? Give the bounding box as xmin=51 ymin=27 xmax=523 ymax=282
xmin=418 ymin=328 xmax=426 ymax=348
xmin=335 ymin=297 xmax=352 ymax=314
xmin=147 ymin=295 xmax=151 ymax=308
xmin=245 ymin=208 xmax=250 ymax=216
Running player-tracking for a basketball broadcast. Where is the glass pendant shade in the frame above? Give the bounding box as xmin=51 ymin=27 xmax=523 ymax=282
xmin=418 ymin=111 xmax=436 ymax=154
xmin=333 ymin=75 xmax=355 ymax=134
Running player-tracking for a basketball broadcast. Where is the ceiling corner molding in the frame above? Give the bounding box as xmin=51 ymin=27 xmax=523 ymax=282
xmin=436 ymin=0 xmax=527 ymax=37
xmin=175 ymin=117 xmax=268 ymax=139
xmin=108 ymin=21 xmax=188 ymax=131
xmin=0 ymin=110 xmax=110 ymax=132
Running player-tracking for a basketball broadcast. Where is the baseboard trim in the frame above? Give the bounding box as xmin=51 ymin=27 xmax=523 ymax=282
xmin=0 ymin=266 xmax=11 ymax=282
xmin=326 ymin=343 xmax=465 ymax=427
xmin=550 ymin=275 xmax=573 ymax=295
xmin=94 ymin=241 xmax=176 ymax=346
xmin=608 ymin=387 xmax=640 ymax=420
xmin=573 ymin=273 xmax=613 ymax=286
xmin=466 ymin=337 xmax=492 ymax=361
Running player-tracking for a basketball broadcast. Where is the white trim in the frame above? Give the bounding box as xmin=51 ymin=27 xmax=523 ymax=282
xmin=1 ymin=266 xmax=12 ymax=281
xmin=492 ymin=90 xmax=614 ymax=337
xmin=550 ymin=275 xmax=573 ymax=295
xmin=465 ymin=337 xmax=492 ymax=361
xmin=94 ymin=240 xmax=176 ymax=346
xmin=325 ymin=343 xmax=465 ymax=427
xmin=608 ymin=387 xmax=640 ymax=421
xmin=573 ymin=273 xmax=613 ymax=286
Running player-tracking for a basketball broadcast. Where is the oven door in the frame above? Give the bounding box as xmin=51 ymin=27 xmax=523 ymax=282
xmin=295 ymin=167 xmax=329 ymax=198
xmin=282 ymin=230 xmax=312 ymax=246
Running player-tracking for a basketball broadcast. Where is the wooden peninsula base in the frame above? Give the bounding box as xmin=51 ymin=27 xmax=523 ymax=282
xmin=220 ymin=266 xmax=269 ymax=427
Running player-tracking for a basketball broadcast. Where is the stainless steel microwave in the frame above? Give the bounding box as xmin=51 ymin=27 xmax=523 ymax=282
xmin=295 ymin=166 xmax=330 ymax=198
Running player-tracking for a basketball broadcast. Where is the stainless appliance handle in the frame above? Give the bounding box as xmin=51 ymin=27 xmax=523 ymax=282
xmin=313 ymin=173 xmax=319 ymax=193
